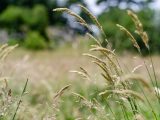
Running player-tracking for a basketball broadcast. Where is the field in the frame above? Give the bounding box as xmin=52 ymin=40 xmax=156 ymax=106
xmin=1 ymin=0 xmax=160 ymax=119
xmin=0 ymin=44 xmax=160 ymax=119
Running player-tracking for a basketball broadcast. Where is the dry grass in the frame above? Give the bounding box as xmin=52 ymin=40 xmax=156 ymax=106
xmin=0 ymin=46 xmax=160 ymax=119
xmin=1 ymin=48 xmax=160 ymax=85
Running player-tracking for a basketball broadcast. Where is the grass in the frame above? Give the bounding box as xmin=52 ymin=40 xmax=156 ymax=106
xmin=1 ymin=5 xmax=160 ymax=119
xmin=0 ymin=46 xmax=159 ymax=119
xmin=53 ymin=5 xmax=160 ymax=119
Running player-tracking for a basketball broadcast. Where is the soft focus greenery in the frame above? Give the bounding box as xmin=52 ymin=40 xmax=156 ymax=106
xmin=23 ymin=31 xmax=47 ymax=50
xmin=98 ymin=8 xmax=160 ymax=54
xmin=7 ymin=38 xmax=19 ymax=46
xmin=0 ymin=0 xmax=160 ymax=53
xmin=0 ymin=5 xmax=48 ymax=32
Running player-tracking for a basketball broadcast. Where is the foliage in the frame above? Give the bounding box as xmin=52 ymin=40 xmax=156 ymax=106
xmin=0 ymin=5 xmax=48 ymax=32
xmin=32 ymin=5 xmax=48 ymax=31
xmin=0 ymin=0 xmax=160 ymax=52
xmin=7 ymin=39 xmax=20 ymax=46
xmin=0 ymin=5 xmax=49 ymax=49
xmin=96 ymin=0 xmax=154 ymax=8
xmin=0 ymin=0 xmax=66 ymax=25
xmin=0 ymin=6 xmax=22 ymax=26
xmin=20 ymin=5 xmax=48 ymax=32
xmin=98 ymin=8 xmax=160 ymax=53
xmin=24 ymin=31 xmax=47 ymax=50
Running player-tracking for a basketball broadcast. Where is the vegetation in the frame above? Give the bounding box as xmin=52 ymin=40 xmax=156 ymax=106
xmin=52 ymin=5 xmax=160 ymax=119
xmin=0 ymin=5 xmax=48 ymax=33
xmin=1 ymin=0 xmax=160 ymax=52
xmin=0 ymin=4 xmax=160 ymax=119
xmin=98 ymin=8 xmax=160 ymax=54
xmin=24 ymin=31 xmax=47 ymax=50
xmin=96 ymin=0 xmax=154 ymax=8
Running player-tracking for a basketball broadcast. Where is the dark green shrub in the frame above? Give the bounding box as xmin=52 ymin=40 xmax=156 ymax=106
xmin=0 ymin=6 xmax=22 ymax=23
xmin=24 ymin=31 xmax=47 ymax=50
xmin=31 ymin=5 xmax=48 ymax=31
xmin=0 ymin=5 xmax=48 ymax=34
xmin=0 ymin=6 xmax=22 ymax=28
xmin=21 ymin=8 xmax=34 ymax=26
xmin=21 ymin=5 xmax=48 ymax=31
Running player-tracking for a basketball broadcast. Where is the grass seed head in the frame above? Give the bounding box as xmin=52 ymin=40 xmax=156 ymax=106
xmin=53 ymin=8 xmax=86 ymax=25
xmin=117 ymin=24 xmax=141 ymax=53
xmin=127 ymin=10 xmax=149 ymax=49
xmin=53 ymin=84 xmax=71 ymax=101
xmin=99 ymin=89 xmax=144 ymax=101
xmin=83 ymin=53 xmax=106 ymax=65
xmin=78 ymin=4 xmax=106 ymax=37
xmin=90 ymin=47 xmax=116 ymax=56
xmin=86 ymin=33 xmax=101 ymax=46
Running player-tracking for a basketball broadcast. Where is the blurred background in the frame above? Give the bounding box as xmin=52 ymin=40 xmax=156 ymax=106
xmin=0 ymin=0 xmax=160 ymax=53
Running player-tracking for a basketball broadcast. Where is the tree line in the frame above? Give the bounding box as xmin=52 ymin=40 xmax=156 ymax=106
xmin=0 ymin=0 xmax=160 ymax=53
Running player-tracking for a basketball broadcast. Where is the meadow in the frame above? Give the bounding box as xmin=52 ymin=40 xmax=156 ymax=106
xmin=1 ymin=5 xmax=160 ymax=120
xmin=0 ymin=43 xmax=159 ymax=119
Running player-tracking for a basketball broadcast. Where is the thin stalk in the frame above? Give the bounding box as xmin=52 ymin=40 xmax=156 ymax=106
xmin=105 ymin=99 xmax=119 ymax=120
xmin=148 ymin=50 xmax=160 ymax=103
xmin=12 ymin=79 xmax=28 ymax=120
xmin=140 ymin=51 xmax=160 ymax=104
xmin=132 ymin=99 xmax=138 ymax=113
xmin=127 ymin=97 xmax=137 ymax=116
xmin=139 ymin=85 xmax=158 ymax=120
xmin=112 ymin=85 xmax=130 ymax=120
xmin=120 ymin=100 xmax=130 ymax=120
xmin=125 ymin=58 xmax=158 ymax=119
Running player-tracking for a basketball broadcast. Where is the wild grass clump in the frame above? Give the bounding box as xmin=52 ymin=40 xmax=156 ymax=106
xmin=54 ymin=5 xmax=160 ymax=119
xmin=0 ymin=44 xmax=30 ymax=120
xmin=0 ymin=45 xmax=15 ymax=119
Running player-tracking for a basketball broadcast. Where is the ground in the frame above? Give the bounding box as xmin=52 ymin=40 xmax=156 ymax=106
xmin=1 ymin=46 xmax=160 ymax=119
